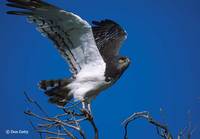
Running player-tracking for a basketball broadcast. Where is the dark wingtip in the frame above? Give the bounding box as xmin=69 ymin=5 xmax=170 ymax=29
xmin=6 ymin=11 xmax=33 ymax=16
xmin=104 ymin=19 xmax=119 ymax=25
xmin=6 ymin=11 xmax=17 ymax=15
xmin=6 ymin=3 xmax=34 ymax=10
xmin=92 ymin=19 xmax=118 ymax=26
xmin=92 ymin=20 xmax=100 ymax=25
xmin=7 ymin=0 xmax=15 ymax=2
xmin=6 ymin=3 xmax=12 ymax=7
xmin=104 ymin=19 xmax=115 ymax=22
xmin=7 ymin=11 xmax=25 ymax=15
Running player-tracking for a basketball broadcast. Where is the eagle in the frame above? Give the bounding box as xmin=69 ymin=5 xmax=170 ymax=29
xmin=6 ymin=0 xmax=130 ymax=112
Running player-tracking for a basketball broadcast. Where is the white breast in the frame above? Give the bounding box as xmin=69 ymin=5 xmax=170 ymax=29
xmin=67 ymin=62 xmax=107 ymax=101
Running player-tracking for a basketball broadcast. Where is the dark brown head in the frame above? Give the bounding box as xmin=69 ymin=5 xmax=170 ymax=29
xmin=104 ymin=56 xmax=130 ymax=82
xmin=117 ymin=56 xmax=130 ymax=71
xmin=116 ymin=56 xmax=130 ymax=77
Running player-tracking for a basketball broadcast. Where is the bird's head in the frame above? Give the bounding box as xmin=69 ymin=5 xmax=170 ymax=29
xmin=104 ymin=56 xmax=130 ymax=83
xmin=116 ymin=56 xmax=130 ymax=74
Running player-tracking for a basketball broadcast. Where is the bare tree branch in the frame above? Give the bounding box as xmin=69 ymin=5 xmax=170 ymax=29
xmin=122 ymin=111 xmax=173 ymax=139
xmin=24 ymin=92 xmax=98 ymax=139
xmin=24 ymin=92 xmax=197 ymax=139
xmin=82 ymin=109 xmax=99 ymax=139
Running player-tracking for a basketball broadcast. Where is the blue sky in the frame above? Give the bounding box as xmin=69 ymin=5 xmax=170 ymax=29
xmin=0 ymin=0 xmax=200 ymax=138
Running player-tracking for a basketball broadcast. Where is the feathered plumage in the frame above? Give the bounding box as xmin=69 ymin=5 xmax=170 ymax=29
xmin=6 ymin=0 xmax=130 ymax=112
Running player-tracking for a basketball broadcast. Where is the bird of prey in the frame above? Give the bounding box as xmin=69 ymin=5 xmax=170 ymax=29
xmin=6 ymin=0 xmax=130 ymax=112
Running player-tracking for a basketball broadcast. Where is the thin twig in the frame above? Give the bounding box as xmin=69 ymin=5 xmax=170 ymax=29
xmin=24 ymin=91 xmax=49 ymax=117
xmin=29 ymin=120 xmax=43 ymax=139
xmin=61 ymin=125 xmax=77 ymax=139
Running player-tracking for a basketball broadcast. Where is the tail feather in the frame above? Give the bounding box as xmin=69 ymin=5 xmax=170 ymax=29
xmin=38 ymin=78 xmax=73 ymax=106
xmin=48 ymin=97 xmax=67 ymax=106
xmin=39 ymin=78 xmax=71 ymax=90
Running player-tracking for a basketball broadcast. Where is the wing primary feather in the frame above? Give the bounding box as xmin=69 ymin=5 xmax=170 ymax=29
xmin=7 ymin=0 xmax=41 ymax=8
xmin=6 ymin=3 xmax=34 ymax=10
xmin=7 ymin=0 xmax=104 ymax=76
xmin=7 ymin=0 xmax=54 ymax=9
xmin=7 ymin=11 xmax=34 ymax=16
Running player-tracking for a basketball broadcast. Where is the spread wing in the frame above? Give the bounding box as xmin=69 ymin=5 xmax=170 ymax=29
xmin=92 ymin=19 xmax=127 ymax=62
xmin=6 ymin=0 xmax=105 ymax=76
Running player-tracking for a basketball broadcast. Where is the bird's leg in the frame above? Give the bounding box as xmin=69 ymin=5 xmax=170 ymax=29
xmin=82 ymin=100 xmax=87 ymax=110
xmin=87 ymin=103 xmax=92 ymax=114
xmin=81 ymin=102 xmax=93 ymax=122
xmin=86 ymin=98 xmax=92 ymax=114
xmin=81 ymin=99 xmax=92 ymax=114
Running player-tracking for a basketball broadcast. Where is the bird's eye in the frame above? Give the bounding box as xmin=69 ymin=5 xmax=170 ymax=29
xmin=118 ymin=58 xmax=126 ymax=64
